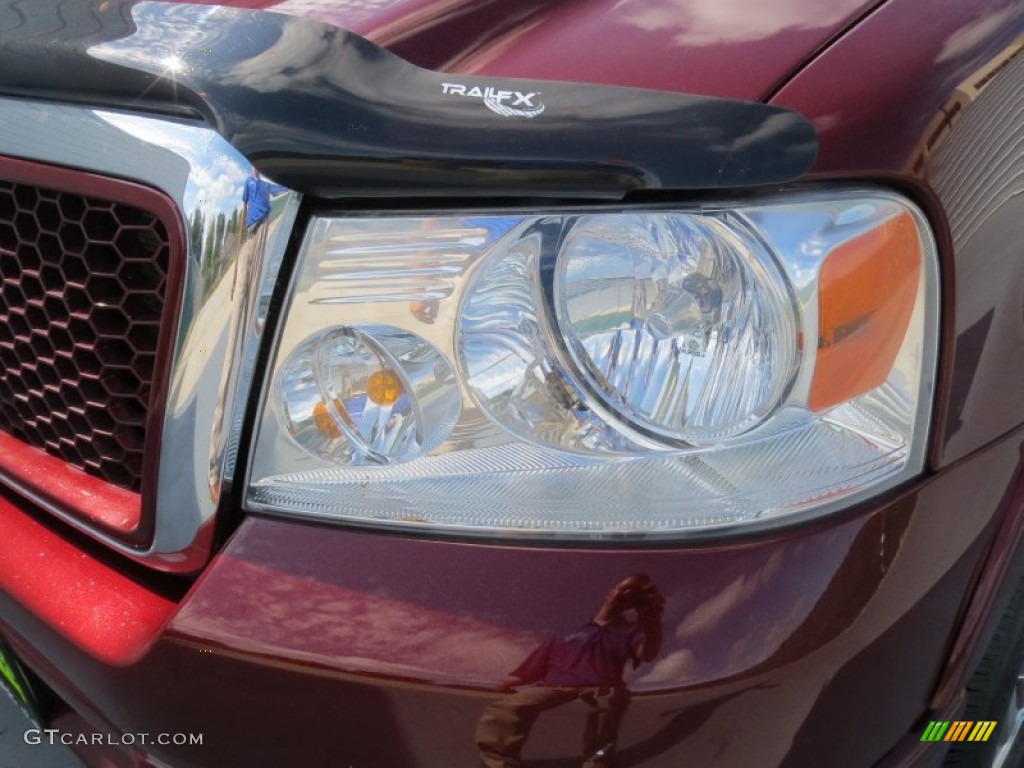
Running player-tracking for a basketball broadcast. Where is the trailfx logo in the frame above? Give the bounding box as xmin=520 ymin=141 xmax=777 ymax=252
xmin=441 ymin=82 xmax=545 ymax=118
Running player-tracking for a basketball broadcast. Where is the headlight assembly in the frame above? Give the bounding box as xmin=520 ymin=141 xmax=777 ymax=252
xmin=246 ymin=189 xmax=939 ymax=539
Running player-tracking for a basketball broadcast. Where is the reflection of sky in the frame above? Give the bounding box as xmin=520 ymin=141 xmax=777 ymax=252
xmin=174 ymin=554 xmax=541 ymax=687
xmin=935 ymin=6 xmax=1023 ymax=63
xmin=612 ymin=0 xmax=869 ymax=47
xmin=95 ymin=111 xmax=249 ymax=221
xmin=741 ymin=200 xmax=896 ymax=292
xmin=273 ymin=0 xmax=399 ymax=29
xmin=90 ymin=2 xmax=225 ymax=75
xmin=172 ymin=515 xmax=861 ymax=690
xmin=634 ymin=529 xmax=856 ymax=686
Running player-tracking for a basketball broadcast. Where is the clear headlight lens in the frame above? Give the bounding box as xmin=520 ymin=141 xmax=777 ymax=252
xmin=247 ymin=190 xmax=938 ymax=539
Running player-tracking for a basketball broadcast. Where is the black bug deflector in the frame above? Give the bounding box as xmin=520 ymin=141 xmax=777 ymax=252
xmin=0 ymin=1 xmax=817 ymax=198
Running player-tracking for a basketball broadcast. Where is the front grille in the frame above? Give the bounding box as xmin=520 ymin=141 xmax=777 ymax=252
xmin=0 ymin=176 xmax=170 ymax=493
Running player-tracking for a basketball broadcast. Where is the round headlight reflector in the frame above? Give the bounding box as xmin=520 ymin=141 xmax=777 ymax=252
xmin=276 ymin=325 xmax=459 ymax=464
xmin=554 ymin=213 xmax=798 ymax=442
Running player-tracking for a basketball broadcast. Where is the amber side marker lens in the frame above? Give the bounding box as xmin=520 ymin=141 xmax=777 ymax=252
xmin=367 ymin=369 xmax=403 ymax=405
xmin=809 ymin=211 xmax=921 ymax=412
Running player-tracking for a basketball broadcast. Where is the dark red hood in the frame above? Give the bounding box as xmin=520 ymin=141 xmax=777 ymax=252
xmin=207 ymin=0 xmax=882 ymax=100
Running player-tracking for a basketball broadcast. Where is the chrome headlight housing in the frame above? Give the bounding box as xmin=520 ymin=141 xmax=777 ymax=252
xmin=246 ymin=189 xmax=938 ymax=539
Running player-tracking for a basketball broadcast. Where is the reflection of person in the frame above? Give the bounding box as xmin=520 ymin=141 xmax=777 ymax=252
xmin=477 ymin=574 xmax=665 ymax=768
xmin=233 ymin=167 xmax=287 ymax=301
xmin=241 ymin=167 xmax=287 ymax=232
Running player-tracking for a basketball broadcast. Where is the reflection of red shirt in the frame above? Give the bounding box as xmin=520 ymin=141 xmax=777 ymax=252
xmin=512 ymin=621 xmax=642 ymax=687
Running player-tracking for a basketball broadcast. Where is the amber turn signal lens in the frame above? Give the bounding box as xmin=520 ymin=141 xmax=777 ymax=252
xmin=312 ymin=401 xmax=342 ymax=439
xmin=809 ymin=211 xmax=921 ymax=411
xmin=310 ymin=371 xmax=403 ymax=438
xmin=367 ymin=369 xmax=403 ymax=405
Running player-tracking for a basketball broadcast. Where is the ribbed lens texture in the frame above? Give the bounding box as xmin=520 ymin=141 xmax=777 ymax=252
xmin=556 ymin=214 xmax=797 ymax=442
xmin=0 ymin=178 xmax=168 ymax=492
xmin=249 ymin=416 xmax=903 ymax=531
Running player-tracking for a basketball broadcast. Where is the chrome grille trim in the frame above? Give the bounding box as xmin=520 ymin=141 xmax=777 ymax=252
xmin=0 ymin=98 xmax=301 ymax=569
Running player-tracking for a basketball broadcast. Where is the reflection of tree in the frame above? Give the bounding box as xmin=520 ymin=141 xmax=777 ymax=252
xmin=477 ymin=574 xmax=664 ymax=768
xmin=203 ymin=211 xmax=225 ymax=264
xmin=193 ymin=208 xmax=244 ymax=301
xmin=188 ymin=208 xmax=204 ymax=259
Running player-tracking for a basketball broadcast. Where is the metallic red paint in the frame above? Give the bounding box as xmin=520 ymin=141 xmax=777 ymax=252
xmin=0 ymin=491 xmax=174 ymax=666
xmin=179 ymin=0 xmax=882 ymax=100
xmin=2 ymin=426 xmax=1022 ymax=766
xmin=770 ymin=2 xmax=1024 ymax=461
xmin=930 ymin=452 xmax=1024 ymax=725
xmin=770 ymin=0 xmax=1024 ymax=176
xmin=767 ymin=1 xmax=1024 ymax=761
xmin=4 ymin=1 xmax=1024 ymax=766
xmin=0 ymin=432 xmax=140 ymax=533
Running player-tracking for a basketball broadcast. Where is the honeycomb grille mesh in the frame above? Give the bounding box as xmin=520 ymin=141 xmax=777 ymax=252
xmin=0 ymin=177 xmax=169 ymax=493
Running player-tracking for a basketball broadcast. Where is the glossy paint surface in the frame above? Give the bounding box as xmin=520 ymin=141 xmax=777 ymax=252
xmin=771 ymin=0 xmax=1024 ymax=469
xmin=0 ymin=490 xmax=174 ymax=666
xmin=0 ymin=1 xmax=1020 ymax=767
xmin=768 ymin=1 xmax=1024 ymax=758
xmin=0 ymin=432 xmax=141 ymax=536
xmin=194 ymin=0 xmax=881 ymax=101
xmin=0 ymin=1 xmax=816 ymax=199
xmin=0 ymin=427 xmax=1019 ymax=766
